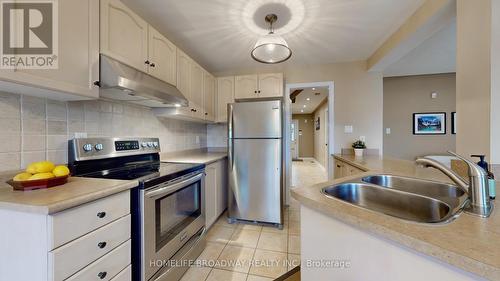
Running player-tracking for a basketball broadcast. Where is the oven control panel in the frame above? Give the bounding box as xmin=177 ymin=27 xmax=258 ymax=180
xmin=115 ymin=140 xmax=140 ymax=151
xmin=69 ymin=137 xmax=161 ymax=161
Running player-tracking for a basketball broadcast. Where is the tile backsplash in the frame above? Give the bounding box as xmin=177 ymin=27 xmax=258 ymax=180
xmin=207 ymin=123 xmax=228 ymax=148
xmin=0 ymin=92 xmax=207 ymax=172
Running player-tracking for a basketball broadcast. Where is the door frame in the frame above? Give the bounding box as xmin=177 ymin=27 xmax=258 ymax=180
xmin=324 ymin=108 xmax=329 ymax=169
xmin=284 ymin=81 xmax=335 ymax=205
xmin=291 ymin=119 xmax=300 ymax=159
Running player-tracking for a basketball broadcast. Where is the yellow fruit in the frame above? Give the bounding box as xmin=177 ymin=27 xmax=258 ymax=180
xmin=52 ymin=165 xmax=70 ymax=177
xmin=33 ymin=161 xmax=55 ymax=173
xmin=13 ymin=172 xmax=32 ymax=182
xmin=26 ymin=163 xmax=37 ymax=174
xmin=28 ymin=172 xmax=55 ymax=181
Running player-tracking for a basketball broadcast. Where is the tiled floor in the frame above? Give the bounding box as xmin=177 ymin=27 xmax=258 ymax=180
xmin=180 ymin=158 xmax=327 ymax=281
xmin=291 ymin=158 xmax=328 ymax=188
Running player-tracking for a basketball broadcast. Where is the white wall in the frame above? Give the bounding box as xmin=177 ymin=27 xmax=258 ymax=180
xmin=491 ymin=0 xmax=500 ymax=165
xmin=215 ymin=61 xmax=384 ymax=155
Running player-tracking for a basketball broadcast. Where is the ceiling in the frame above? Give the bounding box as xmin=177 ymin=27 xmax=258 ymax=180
xmin=121 ymin=0 xmax=425 ymax=73
xmin=383 ymin=20 xmax=456 ymax=77
xmin=291 ymin=87 xmax=328 ymax=114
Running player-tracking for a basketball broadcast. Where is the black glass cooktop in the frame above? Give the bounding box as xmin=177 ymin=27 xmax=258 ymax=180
xmin=70 ymin=153 xmax=205 ymax=189
xmin=79 ymin=161 xmax=202 ymax=181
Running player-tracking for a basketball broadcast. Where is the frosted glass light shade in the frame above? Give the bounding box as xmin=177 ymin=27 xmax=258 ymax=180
xmin=251 ymin=32 xmax=292 ymax=64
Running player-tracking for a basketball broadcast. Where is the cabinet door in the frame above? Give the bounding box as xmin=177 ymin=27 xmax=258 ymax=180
xmin=205 ymin=164 xmax=218 ymax=228
xmin=216 ymin=159 xmax=228 ymax=216
xmin=148 ymin=26 xmax=176 ymax=85
xmin=334 ymin=160 xmax=345 ymax=179
xmin=203 ymin=71 xmax=216 ymax=121
xmin=235 ymin=75 xmax=258 ymax=99
xmin=258 ymin=73 xmax=283 ymax=98
xmin=176 ymin=49 xmax=191 ymax=114
xmin=190 ymin=62 xmax=204 ymax=108
xmin=216 ymin=77 xmax=235 ymax=123
xmin=100 ymin=0 xmax=148 ymax=72
xmin=0 ymin=0 xmax=99 ymax=99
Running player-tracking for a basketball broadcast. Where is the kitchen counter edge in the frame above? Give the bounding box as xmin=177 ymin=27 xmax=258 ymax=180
xmin=291 ymin=154 xmax=500 ymax=280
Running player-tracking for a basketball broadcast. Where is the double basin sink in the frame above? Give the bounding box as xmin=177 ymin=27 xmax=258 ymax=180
xmin=322 ymin=175 xmax=468 ymax=224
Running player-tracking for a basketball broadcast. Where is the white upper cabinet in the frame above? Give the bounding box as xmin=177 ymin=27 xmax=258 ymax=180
xmin=203 ymin=71 xmax=216 ymax=122
xmin=0 ymin=0 xmax=99 ymax=100
xmin=100 ymin=0 xmax=149 ymax=72
xmin=234 ymin=75 xmax=259 ymax=99
xmin=190 ymin=62 xmax=204 ymax=110
xmin=258 ymin=73 xmax=283 ymax=98
xmin=176 ymin=49 xmax=191 ymax=101
xmin=234 ymin=73 xmax=283 ymax=99
xmin=148 ymin=26 xmax=176 ymax=85
xmin=216 ymin=76 xmax=235 ymax=123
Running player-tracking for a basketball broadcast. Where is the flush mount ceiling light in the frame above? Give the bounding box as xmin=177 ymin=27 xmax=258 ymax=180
xmin=251 ymin=14 xmax=292 ymax=64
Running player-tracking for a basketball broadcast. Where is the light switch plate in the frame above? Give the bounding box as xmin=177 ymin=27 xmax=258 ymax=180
xmin=73 ymin=132 xmax=87 ymax=139
xmin=344 ymin=125 xmax=353 ymax=134
xmin=386 ymin=128 xmax=391 ymax=134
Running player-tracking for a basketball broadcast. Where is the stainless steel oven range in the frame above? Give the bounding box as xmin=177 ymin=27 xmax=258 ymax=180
xmin=69 ymin=137 xmax=206 ymax=281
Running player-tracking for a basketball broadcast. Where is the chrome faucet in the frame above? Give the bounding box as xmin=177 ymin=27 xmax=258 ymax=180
xmin=416 ymin=151 xmax=493 ymax=218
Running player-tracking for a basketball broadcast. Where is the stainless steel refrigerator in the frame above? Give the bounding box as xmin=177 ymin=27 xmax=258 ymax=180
xmin=228 ymin=100 xmax=283 ymax=226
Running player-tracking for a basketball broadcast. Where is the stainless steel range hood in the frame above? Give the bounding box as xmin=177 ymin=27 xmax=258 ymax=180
xmin=98 ymin=55 xmax=188 ymax=108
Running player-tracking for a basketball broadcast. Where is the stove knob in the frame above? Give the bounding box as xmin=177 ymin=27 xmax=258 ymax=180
xmin=83 ymin=143 xmax=93 ymax=152
xmin=153 ymin=142 xmax=159 ymax=148
xmin=95 ymin=143 xmax=104 ymax=151
xmin=141 ymin=142 xmax=148 ymax=148
xmin=147 ymin=142 xmax=153 ymax=148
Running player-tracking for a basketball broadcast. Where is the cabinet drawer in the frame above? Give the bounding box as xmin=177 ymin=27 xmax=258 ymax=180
xmin=48 ymin=191 xmax=130 ymax=249
xmin=110 ymin=265 xmax=131 ymax=281
xmin=49 ymin=215 xmax=131 ymax=281
xmin=66 ymin=240 xmax=131 ymax=281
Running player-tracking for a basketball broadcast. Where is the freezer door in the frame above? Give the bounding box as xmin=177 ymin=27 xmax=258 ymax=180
xmin=229 ymin=100 xmax=282 ymax=138
xmin=228 ymin=138 xmax=282 ymax=224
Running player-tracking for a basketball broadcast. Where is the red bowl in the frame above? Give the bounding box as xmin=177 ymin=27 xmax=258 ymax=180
xmin=7 ymin=175 xmax=69 ymax=191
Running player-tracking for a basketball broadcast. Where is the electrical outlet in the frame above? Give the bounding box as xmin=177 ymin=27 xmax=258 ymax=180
xmin=344 ymin=125 xmax=353 ymax=134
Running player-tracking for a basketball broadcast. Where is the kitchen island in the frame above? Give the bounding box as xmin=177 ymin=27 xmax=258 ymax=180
xmin=291 ymin=154 xmax=499 ymax=280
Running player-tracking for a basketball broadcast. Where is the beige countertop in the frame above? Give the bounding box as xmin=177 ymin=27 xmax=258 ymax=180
xmin=292 ymin=154 xmax=500 ymax=280
xmin=0 ymin=172 xmax=137 ymax=215
xmin=161 ymin=148 xmax=227 ymax=165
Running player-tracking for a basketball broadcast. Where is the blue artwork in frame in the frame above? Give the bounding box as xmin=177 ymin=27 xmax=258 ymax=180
xmin=413 ymin=112 xmax=446 ymax=135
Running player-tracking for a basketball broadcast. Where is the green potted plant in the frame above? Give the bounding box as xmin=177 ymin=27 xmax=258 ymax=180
xmin=352 ymin=140 xmax=366 ymax=157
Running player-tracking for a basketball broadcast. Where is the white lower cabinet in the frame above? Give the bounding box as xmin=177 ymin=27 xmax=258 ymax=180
xmin=205 ymin=159 xmax=228 ymax=228
xmin=110 ymin=265 xmax=132 ymax=281
xmin=0 ymin=190 xmax=132 ymax=281
xmin=65 ymin=240 xmax=131 ymax=281
xmin=49 ymin=215 xmax=131 ymax=281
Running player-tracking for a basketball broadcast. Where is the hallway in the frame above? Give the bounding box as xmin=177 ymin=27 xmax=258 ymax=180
xmin=291 ymin=158 xmax=328 ymax=189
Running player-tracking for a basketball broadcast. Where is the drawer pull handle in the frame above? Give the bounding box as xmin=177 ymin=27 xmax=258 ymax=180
xmin=98 ymin=242 xmax=107 ymax=249
xmin=97 ymin=212 xmax=106 ymax=218
xmin=98 ymin=271 xmax=107 ymax=279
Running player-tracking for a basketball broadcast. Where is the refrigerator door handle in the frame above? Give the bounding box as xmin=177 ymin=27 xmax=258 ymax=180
xmin=228 ymin=104 xmax=234 ymax=168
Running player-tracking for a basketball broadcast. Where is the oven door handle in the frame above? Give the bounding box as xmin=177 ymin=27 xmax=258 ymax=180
xmin=145 ymin=172 xmax=204 ymax=199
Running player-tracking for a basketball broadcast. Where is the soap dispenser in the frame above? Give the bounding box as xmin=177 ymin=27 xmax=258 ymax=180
xmin=471 ymin=155 xmax=496 ymax=199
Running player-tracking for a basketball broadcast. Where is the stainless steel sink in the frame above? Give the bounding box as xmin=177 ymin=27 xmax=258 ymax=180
xmin=322 ymin=174 xmax=469 ymax=224
xmin=361 ymin=175 xmax=465 ymax=198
